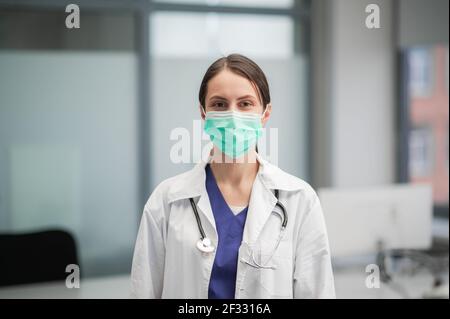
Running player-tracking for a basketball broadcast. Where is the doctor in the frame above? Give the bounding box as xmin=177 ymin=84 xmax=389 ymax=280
xmin=131 ymin=54 xmax=335 ymax=299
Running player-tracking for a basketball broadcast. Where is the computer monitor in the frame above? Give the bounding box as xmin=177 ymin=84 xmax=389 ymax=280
xmin=318 ymin=184 xmax=433 ymax=257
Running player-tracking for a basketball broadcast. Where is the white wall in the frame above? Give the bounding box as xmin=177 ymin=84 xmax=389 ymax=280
xmin=312 ymin=0 xmax=396 ymax=188
xmin=332 ymin=0 xmax=396 ymax=187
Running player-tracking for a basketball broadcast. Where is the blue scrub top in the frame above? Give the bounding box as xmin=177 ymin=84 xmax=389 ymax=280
xmin=205 ymin=164 xmax=248 ymax=299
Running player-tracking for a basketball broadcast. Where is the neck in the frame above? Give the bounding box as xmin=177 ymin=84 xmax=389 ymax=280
xmin=209 ymin=147 xmax=259 ymax=185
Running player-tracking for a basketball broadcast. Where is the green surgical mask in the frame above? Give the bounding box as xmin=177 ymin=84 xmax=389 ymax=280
xmin=203 ymin=110 xmax=264 ymax=159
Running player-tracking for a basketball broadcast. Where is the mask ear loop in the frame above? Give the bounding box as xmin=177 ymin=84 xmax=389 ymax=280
xmin=256 ymin=105 xmax=269 ymax=153
xmin=261 ymin=107 xmax=267 ymax=119
xmin=200 ymin=106 xmax=206 ymax=118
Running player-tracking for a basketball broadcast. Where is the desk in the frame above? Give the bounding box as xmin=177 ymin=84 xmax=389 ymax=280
xmin=334 ymin=267 xmax=443 ymax=299
xmin=0 ymin=270 xmax=446 ymax=299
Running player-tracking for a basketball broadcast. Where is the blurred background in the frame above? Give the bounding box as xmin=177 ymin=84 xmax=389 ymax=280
xmin=0 ymin=0 xmax=448 ymax=298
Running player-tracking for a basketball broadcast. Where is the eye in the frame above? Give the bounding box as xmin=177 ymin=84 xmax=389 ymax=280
xmin=240 ymin=100 xmax=253 ymax=108
xmin=212 ymin=101 xmax=226 ymax=108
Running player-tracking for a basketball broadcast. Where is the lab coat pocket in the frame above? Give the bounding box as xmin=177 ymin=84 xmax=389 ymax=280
xmin=257 ymin=239 xmax=293 ymax=298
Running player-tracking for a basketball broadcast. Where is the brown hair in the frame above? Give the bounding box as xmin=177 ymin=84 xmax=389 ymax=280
xmin=198 ymin=53 xmax=271 ymax=110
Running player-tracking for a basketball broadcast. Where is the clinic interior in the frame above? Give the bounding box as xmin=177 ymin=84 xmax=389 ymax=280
xmin=0 ymin=0 xmax=448 ymax=299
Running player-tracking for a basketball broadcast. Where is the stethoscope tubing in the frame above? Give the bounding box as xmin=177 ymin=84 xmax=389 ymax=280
xmin=189 ymin=197 xmax=206 ymax=240
xmin=190 ymin=190 xmax=287 ymax=242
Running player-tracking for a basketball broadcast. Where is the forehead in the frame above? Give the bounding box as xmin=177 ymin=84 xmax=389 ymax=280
xmin=206 ymin=69 xmax=259 ymax=100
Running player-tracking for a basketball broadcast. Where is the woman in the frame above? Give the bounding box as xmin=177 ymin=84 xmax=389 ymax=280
xmin=131 ymin=54 xmax=335 ymax=299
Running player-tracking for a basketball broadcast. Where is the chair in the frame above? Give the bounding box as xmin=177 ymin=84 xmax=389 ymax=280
xmin=0 ymin=230 xmax=79 ymax=287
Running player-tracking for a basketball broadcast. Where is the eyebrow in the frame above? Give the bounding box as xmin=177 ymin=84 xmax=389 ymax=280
xmin=209 ymin=94 xmax=257 ymax=101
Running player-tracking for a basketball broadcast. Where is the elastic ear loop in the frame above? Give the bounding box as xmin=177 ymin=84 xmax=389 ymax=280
xmin=261 ymin=106 xmax=268 ymax=119
xmin=256 ymin=107 xmax=268 ymax=153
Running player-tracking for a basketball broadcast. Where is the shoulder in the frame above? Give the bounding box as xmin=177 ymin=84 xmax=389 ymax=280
xmin=269 ymin=168 xmax=328 ymax=237
xmin=147 ymin=171 xmax=190 ymax=203
xmin=144 ymin=171 xmax=188 ymax=208
xmin=260 ymin=161 xmax=321 ymax=220
xmin=282 ymin=169 xmax=320 ymax=208
xmin=260 ymin=160 xmax=319 ymax=201
xmin=142 ymin=165 xmax=203 ymax=220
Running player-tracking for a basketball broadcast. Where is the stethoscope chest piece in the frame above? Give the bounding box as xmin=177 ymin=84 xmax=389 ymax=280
xmin=196 ymin=237 xmax=215 ymax=253
xmin=190 ymin=189 xmax=287 ymax=259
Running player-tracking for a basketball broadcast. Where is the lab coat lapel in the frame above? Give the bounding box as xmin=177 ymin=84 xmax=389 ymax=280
xmin=243 ymin=174 xmax=278 ymax=245
xmin=166 ymin=147 xmax=218 ymax=239
xmin=196 ymin=188 xmax=217 ymax=237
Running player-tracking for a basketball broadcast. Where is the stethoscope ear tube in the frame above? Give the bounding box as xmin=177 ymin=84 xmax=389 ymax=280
xmin=189 ymin=197 xmax=206 ymax=240
xmin=274 ymin=189 xmax=288 ymax=229
xmin=190 ymin=198 xmax=215 ymax=253
xmin=275 ymin=201 xmax=288 ymax=229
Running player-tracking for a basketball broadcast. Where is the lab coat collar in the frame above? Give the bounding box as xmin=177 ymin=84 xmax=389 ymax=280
xmin=167 ymin=143 xmax=306 ymax=245
xmin=166 ymin=144 xmax=307 ymax=243
xmin=166 ymin=145 xmax=306 ymax=204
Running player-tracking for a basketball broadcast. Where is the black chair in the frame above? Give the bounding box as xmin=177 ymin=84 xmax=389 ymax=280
xmin=0 ymin=230 xmax=79 ymax=287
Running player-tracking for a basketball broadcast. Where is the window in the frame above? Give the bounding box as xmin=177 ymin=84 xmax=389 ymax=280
xmin=400 ymin=45 xmax=449 ymax=214
xmin=154 ymin=0 xmax=294 ymax=8
xmin=0 ymin=0 xmax=311 ymax=278
xmin=151 ymin=12 xmax=294 ymax=58
xmin=409 ymin=126 xmax=433 ymax=177
xmin=0 ymin=9 xmax=138 ymax=277
xmin=408 ymin=48 xmax=433 ymax=98
xmin=149 ymin=7 xmax=310 ymax=186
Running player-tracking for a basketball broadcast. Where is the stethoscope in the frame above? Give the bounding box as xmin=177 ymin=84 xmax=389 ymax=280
xmin=189 ymin=189 xmax=288 ymax=269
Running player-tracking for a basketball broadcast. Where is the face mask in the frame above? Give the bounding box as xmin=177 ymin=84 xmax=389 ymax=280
xmin=203 ymin=110 xmax=265 ymax=159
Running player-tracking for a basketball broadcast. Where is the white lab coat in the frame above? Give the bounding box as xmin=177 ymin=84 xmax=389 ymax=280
xmin=130 ymin=151 xmax=336 ymax=299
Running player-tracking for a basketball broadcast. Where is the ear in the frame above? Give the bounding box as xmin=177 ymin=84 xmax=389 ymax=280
xmin=261 ymin=103 xmax=272 ymax=126
xmin=199 ymin=104 xmax=206 ymax=120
